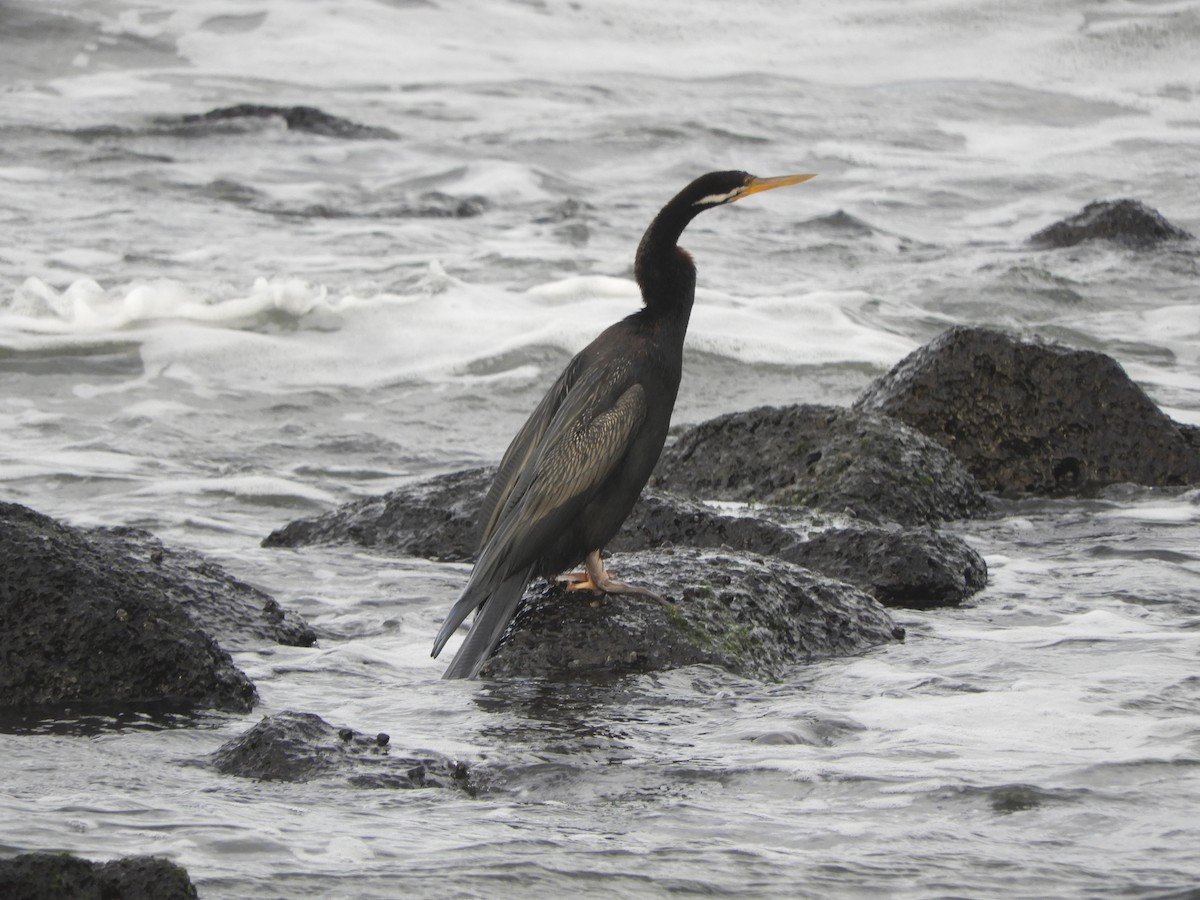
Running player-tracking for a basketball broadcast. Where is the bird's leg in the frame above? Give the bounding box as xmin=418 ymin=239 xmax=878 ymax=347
xmin=559 ymin=549 xmax=665 ymax=602
xmin=555 ymin=570 xmax=590 ymax=587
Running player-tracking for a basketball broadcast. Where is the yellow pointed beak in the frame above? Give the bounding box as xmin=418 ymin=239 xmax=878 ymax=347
xmin=737 ymin=173 xmax=816 ymax=201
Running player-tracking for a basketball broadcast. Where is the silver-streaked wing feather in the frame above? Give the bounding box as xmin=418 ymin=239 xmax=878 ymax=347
xmin=477 ymin=355 xmax=584 ymax=550
xmin=433 ymin=375 xmax=646 ymax=662
xmin=471 ymin=374 xmax=646 ymax=588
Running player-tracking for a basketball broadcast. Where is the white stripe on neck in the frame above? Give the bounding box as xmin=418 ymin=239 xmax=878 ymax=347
xmin=692 ymin=189 xmax=740 ymax=206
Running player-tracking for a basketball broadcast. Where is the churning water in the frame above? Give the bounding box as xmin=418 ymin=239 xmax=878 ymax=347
xmin=2 ymin=1 xmax=1200 ymax=896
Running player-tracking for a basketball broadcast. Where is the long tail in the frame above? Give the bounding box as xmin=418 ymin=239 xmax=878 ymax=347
xmin=433 ymin=564 xmax=535 ymax=680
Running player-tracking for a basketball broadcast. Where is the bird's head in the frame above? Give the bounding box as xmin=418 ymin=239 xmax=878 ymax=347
xmin=688 ymin=170 xmax=816 ymax=210
xmin=635 ymin=167 xmax=815 ymax=314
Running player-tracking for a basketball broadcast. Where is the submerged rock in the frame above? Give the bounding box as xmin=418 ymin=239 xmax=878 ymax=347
xmin=211 ymin=711 xmax=470 ymax=790
xmin=654 ymin=404 xmax=986 ymax=525
xmin=1029 ymin=198 xmax=1193 ymax=249
xmin=480 ymin=548 xmax=902 ymax=681
xmin=177 ymin=103 xmax=397 ymax=139
xmin=197 ymin=177 xmax=487 ymax=220
xmin=0 ymin=502 xmax=257 ymax=714
xmin=0 ymin=852 xmax=197 ymax=900
xmin=854 ymin=327 xmax=1200 ymax=494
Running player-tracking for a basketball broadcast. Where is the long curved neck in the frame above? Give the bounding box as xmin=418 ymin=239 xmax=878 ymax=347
xmin=633 ymin=189 xmax=706 ymax=324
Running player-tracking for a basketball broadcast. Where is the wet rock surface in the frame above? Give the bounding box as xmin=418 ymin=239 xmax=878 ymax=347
xmin=0 ymin=502 xmax=258 ymax=714
xmin=854 ymin=326 xmax=1200 ymax=494
xmin=612 ymin=488 xmax=799 ymax=556
xmin=777 ymin=526 xmax=988 ymax=609
xmin=210 ymin=711 xmax=471 ymax=790
xmin=479 ymin=548 xmax=903 ymax=681
xmin=267 ymin=473 xmax=987 ymax=609
xmin=89 ymin=526 xmax=315 ymax=651
xmin=0 ymin=852 xmax=198 ymax=900
xmin=653 ymin=403 xmax=986 ymax=524
xmin=1029 ymin=198 xmax=1194 ymax=249
xmin=615 ymin=491 xmax=986 ymax=609
xmin=263 ymin=466 xmax=490 ymax=559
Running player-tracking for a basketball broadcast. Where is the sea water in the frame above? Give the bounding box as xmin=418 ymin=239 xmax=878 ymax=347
xmin=2 ymin=1 xmax=1200 ymax=896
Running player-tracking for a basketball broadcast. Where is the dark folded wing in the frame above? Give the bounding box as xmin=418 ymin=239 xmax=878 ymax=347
xmin=477 ymin=354 xmax=585 ymax=550
xmin=471 ymin=365 xmax=646 ymax=589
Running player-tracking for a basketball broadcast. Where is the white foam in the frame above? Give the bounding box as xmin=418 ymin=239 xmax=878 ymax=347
xmin=0 ymin=167 xmax=53 ymax=183
xmin=114 ymin=399 xmax=197 ymax=421
xmin=439 ymin=162 xmax=553 ymax=203
xmin=131 ymin=475 xmax=338 ymax=505
xmin=937 ymin=608 xmax=1176 ymax=645
xmin=3 ymin=276 xmax=342 ymax=337
xmin=1099 ymin=503 xmax=1200 ymax=524
xmin=4 ymin=270 xmax=913 ymax=394
xmin=690 ymin=289 xmax=917 ymax=367
xmin=525 ymin=275 xmax=640 ymax=306
xmin=0 ymin=448 xmax=154 ymax=481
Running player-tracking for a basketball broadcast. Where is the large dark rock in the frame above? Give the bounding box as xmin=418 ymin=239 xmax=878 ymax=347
xmin=778 ymin=526 xmax=988 ymax=609
xmin=263 ymin=466 xmax=490 ymax=559
xmin=615 ymin=491 xmax=986 ymax=608
xmin=0 ymin=852 xmax=197 ymax=900
xmin=177 ymin=104 xmax=397 ymax=139
xmin=211 ymin=711 xmax=470 ymax=790
xmin=1029 ymin=199 xmax=1193 ymax=249
xmin=0 ymin=502 xmax=260 ymax=714
xmin=479 ymin=548 xmax=903 ymax=681
xmin=854 ymin=327 xmax=1200 ymax=494
xmin=612 ymin=488 xmax=800 ymax=556
xmin=265 ymin=470 xmax=987 ymax=608
xmin=653 ymin=404 xmax=986 ymax=525
xmin=89 ymin=527 xmax=315 ymax=651
xmin=264 ymin=466 xmax=807 ymax=559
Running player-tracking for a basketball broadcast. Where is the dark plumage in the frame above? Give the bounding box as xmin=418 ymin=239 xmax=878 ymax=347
xmin=432 ymin=169 xmax=814 ymax=679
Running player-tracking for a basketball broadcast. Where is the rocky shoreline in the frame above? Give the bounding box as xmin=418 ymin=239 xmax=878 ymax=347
xmin=2 ymin=198 xmax=1197 ymax=892
xmin=6 ymin=320 xmax=1198 ymax=707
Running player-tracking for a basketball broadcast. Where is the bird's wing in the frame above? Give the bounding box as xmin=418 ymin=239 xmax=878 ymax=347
xmin=432 ymin=374 xmax=646 ymax=664
xmin=477 ymin=354 xmax=585 ymax=550
xmin=473 ymin=368 xmax=647 ymax=586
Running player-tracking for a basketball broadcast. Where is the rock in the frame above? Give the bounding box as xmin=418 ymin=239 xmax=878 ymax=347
xmin=778 ymin=526 xmax=987 ymax=609
xmin=0 ymin=852 xmax=197 ymax=900
xmin=199 ymin=178 xmax=487 ymax=220
xmin=89 ymin=527 xmax=315 ymax=651
xmin=611 ymin=488 xmax=798 ymax=556
xmin=614 ymin=491 xmax=986 ymax=608
xmin=211 ymin=711 xmax=470 ymax=790
xmin=268 ymin=191 xmax=488 ymax=221
xmin=1184 ymin=423 xmax=1200 ymax=451
xmin=265 ymin=471 xmax=986 ymax=608
xmin=653 ymin=404 xmax=986 ymax=524
xmin=479 ymin=548 xmax=902 ymax=681
xmin=854 ymin=327 xmax=1200 ymax=494
xmin=263 ymin=466 xmax=491 ymax=559
xmin=177 ymin=104 xmax=397 ymax=139
xmin=1029 ymin=199 xmax=1194 ymax=249
xmin=0 ymin=502 xmax=257 ymax=714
